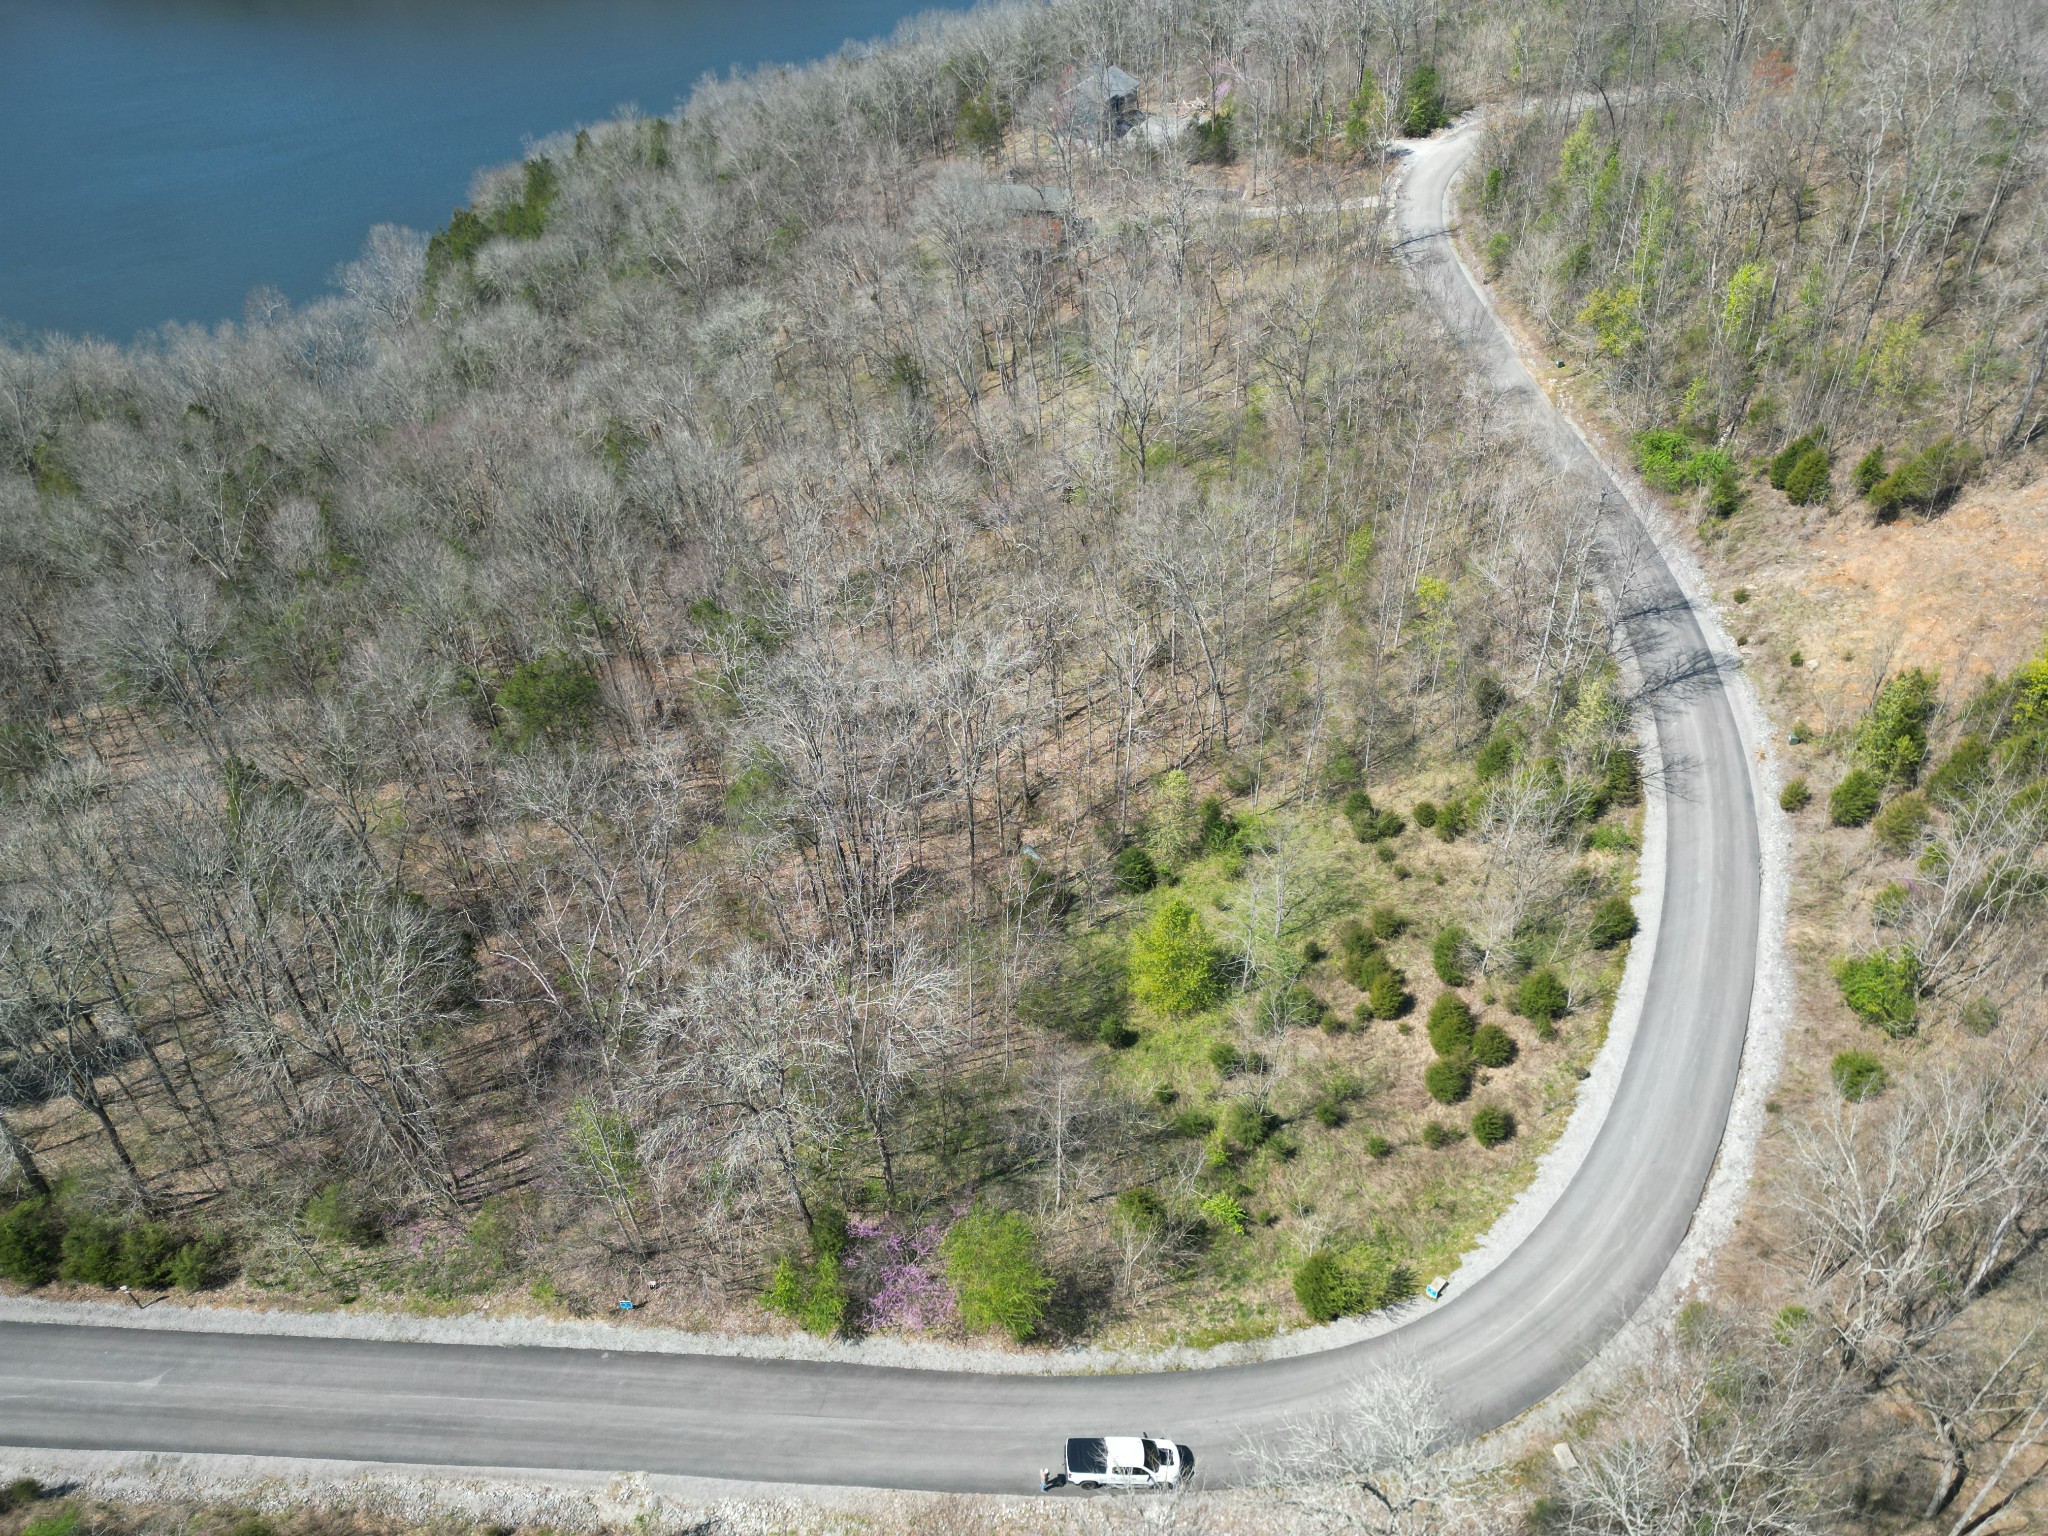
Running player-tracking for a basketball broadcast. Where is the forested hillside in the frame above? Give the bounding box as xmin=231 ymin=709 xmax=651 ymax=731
xmin=0 ymin=0 xmax=1646 ymax=1347
xmin=3 ymin=0 xmax=2048 ymax=1528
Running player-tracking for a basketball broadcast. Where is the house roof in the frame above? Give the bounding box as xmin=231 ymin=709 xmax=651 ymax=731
xmin=1073 ymin=65 xmax=1140 ymax=105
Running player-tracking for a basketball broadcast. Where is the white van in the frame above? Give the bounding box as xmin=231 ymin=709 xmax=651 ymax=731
xmin=1063 ymin=1434 xmax=1187 ymax=1489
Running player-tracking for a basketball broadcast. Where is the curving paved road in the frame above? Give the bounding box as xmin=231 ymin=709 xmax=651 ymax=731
xmin=0 ymin=119 xmax=1760 ymax=1494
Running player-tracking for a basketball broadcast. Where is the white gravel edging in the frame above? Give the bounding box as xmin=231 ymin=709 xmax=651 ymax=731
xmin=1469 ymin=295 xmax=1795 ymax=1440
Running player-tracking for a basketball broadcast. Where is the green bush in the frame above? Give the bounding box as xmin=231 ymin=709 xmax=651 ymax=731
xmin=1113 ymin=1187 xmax=1165 ymax=1233
xmin=1855 ymin=670 xmax=1939 ymax=785
xmin=58 ymin=1214 xmax=125 ymax=1286
xmin=1475 ymin=729 xmax=1518 ymax=779
xmin=1870 ymin=437 xmax=1981 ymax=517
xmin=1603 ymin=749 xmax=1644 ymax=807
xmin=1768 ymin=432 xmax=1823 ymax=490
xmin=1424 ymin=1056 xmax=1474 ymax=1104
xmin=1341 ymin=788 xmax=1375 ymax=839
xmin=1293 ymin=1244 xmax=1409 ymax=1322
xmin=1130 ymin=898 xmax=1222 ymax=1015
xmin=0 ymin=1197 xmax=64 ymax=1286
xmin=1834 ymin=947 xmax=1922 ymax=1037
xmin=1168 ymin=1106 xmax=1216 ymax=1139
xmin=303 ymin=1182 xmax=381 ymax=1246
xmin=762 ymin=1251 xmax=846 ymax=1337
xmin=1784 ymin=447 xmax=1832 ymax=505
xmin=1369 ymin=905 xmax=1408 ymax=941
xmin=1400 ymin=63 xmax=1450 ymax=136
xmin=1426 ymin=993 xmax=1476 ymax=1056
xmin=1829 ymin=769 xmax=1883 ymax=827
xmin=943 ymin=1206 xmax=1053 ymax=1342
xmin=1853 ymin=447 xmax=1888 ymax=496
xmin=1871 ymin=792 xmax=1930 ymax=855
xmin=1515 ymin=967 xmax=1569 ymax=1024
xmin=1706 ymin=466 xmax=1743 ymax=519
xmin=498 ymin=653 xmax=602 ymax=744
xmin=1412 ymin=800 xmax=1439 ymax=828
xmin=1926 ymin=735 xmax=1989 ymax=805
xmin=1470 ymin=1104 xmax=1515 ymax=1146
xmin=1960 ymin=996 xmax=2000 ymax=1036
xmin=1208 ymin=1038 xmax=1244 ymax=1074
xmin=1432 ymin=923 xmax=1474 ymax=986
xmin=1471 ymin=1023 xmax=1517 ymax=1068
xmin=1420 ymin=1120 xmax=1459 ymax=1149
xmin=1830 ymin=1050 xmax=1888 ymax=1102
xmin=119 ymin=1220 xmax=185 ymax=1288
xmin=1198 ymin=1192 xmax=1247 ymax=1236
xmin=1 ymin=1480 xmax=42 ymax=1514
xmin=1635 ymin=430 xmax=1735 ymax=493
xmin=1434 ymin=796 xmax=1471 ymax=841
xmin=1111 ymin=845 xmax=1158 ymax=894
xmin=169 ymin=1233 xmax=236 ymax=1291
xmin=1186 ymin=107 xmax=1236 ymax=165
xmin=1364 ymin=1133 xmax=1393 ymax=1158
xmin=1587 ymin=895 xmax=1637 ymax=949
xmin=1366 ymin=967 xmax=1410 ymax=1021
xmin=1779 ymin=777 xmax=1811 ymax=813
xmin=1220 ymin=1099 xmax=1276 ymax=1152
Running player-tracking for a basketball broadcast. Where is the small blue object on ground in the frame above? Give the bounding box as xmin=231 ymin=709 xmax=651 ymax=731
xmin=618 ymin=1299 xmax=634 ymax=1310
xmin=1425 ymin=1276 xmax=1449 ymax=1301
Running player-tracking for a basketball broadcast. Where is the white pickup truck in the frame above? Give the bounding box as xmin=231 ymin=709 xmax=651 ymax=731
xmin=1062 ymin=1434 xmax=1188 ymax=1489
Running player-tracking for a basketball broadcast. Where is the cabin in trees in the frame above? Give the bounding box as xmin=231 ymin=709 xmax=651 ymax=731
xmin=979 ymin=182 xmax=1077 ymax=244
xmin=1067 ymin=66 xmax=1142 ymax=143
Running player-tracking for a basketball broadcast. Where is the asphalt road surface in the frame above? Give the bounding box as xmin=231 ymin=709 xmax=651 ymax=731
xmin=0 ymin=119 xmax=1762 ymax=1495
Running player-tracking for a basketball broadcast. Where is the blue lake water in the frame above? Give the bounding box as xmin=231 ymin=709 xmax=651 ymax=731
xmin=0 ymin=0 xmax=963 ymax=342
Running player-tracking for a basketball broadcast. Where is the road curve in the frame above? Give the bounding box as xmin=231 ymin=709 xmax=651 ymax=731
xmin=0 ymin=119 xmax=1760 ymax=1495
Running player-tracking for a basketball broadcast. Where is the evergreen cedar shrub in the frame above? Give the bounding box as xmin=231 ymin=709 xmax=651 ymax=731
xmin=1112 ymin=844 xmax=1158 ymax=893
xmin=0 ymin=1198 xmax=63 ymax=1286
xmin=1870 ymin=437 xmax=1982 ymax=518
xmin=1515 ymin=967 xmax=1569 ymax=1024
xmin=303 ymin=1181 xmax=381 ymax=1246
xmin=1784 ymin=447 xmax=1832 ymax=505
xmin=1779 ymin=776 xmax=1812 ymax=813
xmin=1186 ymin=107 xmax=1236 ymax=165
xmin=1855 ymin=670 xmax=1939 ymax=785
xmin=1829 ymin=769 xmax=1883 ymax=827
xmin=1834 ymin=947 xmax=1922 ymax=1037
xmin=1420 ymin=1120 xmax=1458 ymax=1149
xmin=1369 ymin=905 xmax=1408 ymax=941
xmin=499 ymin=653 xmax=602 ymax=744
xmin=1926 ymin=736 xmax=1990 ymax=805
xmin=1854 ymin=447 xmax=1889 ymax=496
xmin=1474 ymin=674 xmax=1512 ymax=720
xmin=1471 ymin=1022 xmax=1517 ymax=1068
xmin=1412 ymin=799 xmax=1439 ymax=828
xmin=1426 ymin=993 xmax=1476 ymax=1056
xmin=1424 ymin=1056 xmax=1474 ymax=1104
xmin=1768 ymin=432 xmax=1824 ymax=491
xmin=1475 ymin=729 xmax=1518 ymax=779
xmin=1293 ymin=1244 xmax=1409 ymax=1322
xmin=1588 ymin=895 xmax=1637 ymax=949
xmin=942 ymin=1206 xmax=1053 ymax=1342
xmin=1871 ymin=792 xmax=1930 ymax=855
xmin=1366 ymin=967 xmax=1411 ymax=1020
xmin=1706 ymin=466 xmax=1743 ymax=519
xmin=1831 ymin=1049 xmax=1888 ymax=1102
xmin=1365 ymin=1133 xmax=1393 ymax=1157
xmin=1432 ymin=923 xmax=1475 ymax=986
xmin=1470 ymin=1104 xmax=1515 ymax=1146
xmin=1130 ymin=898 xmax=1221 ymax=1015
xmin=1400 ymin=63 xmax=1451 ymax=136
